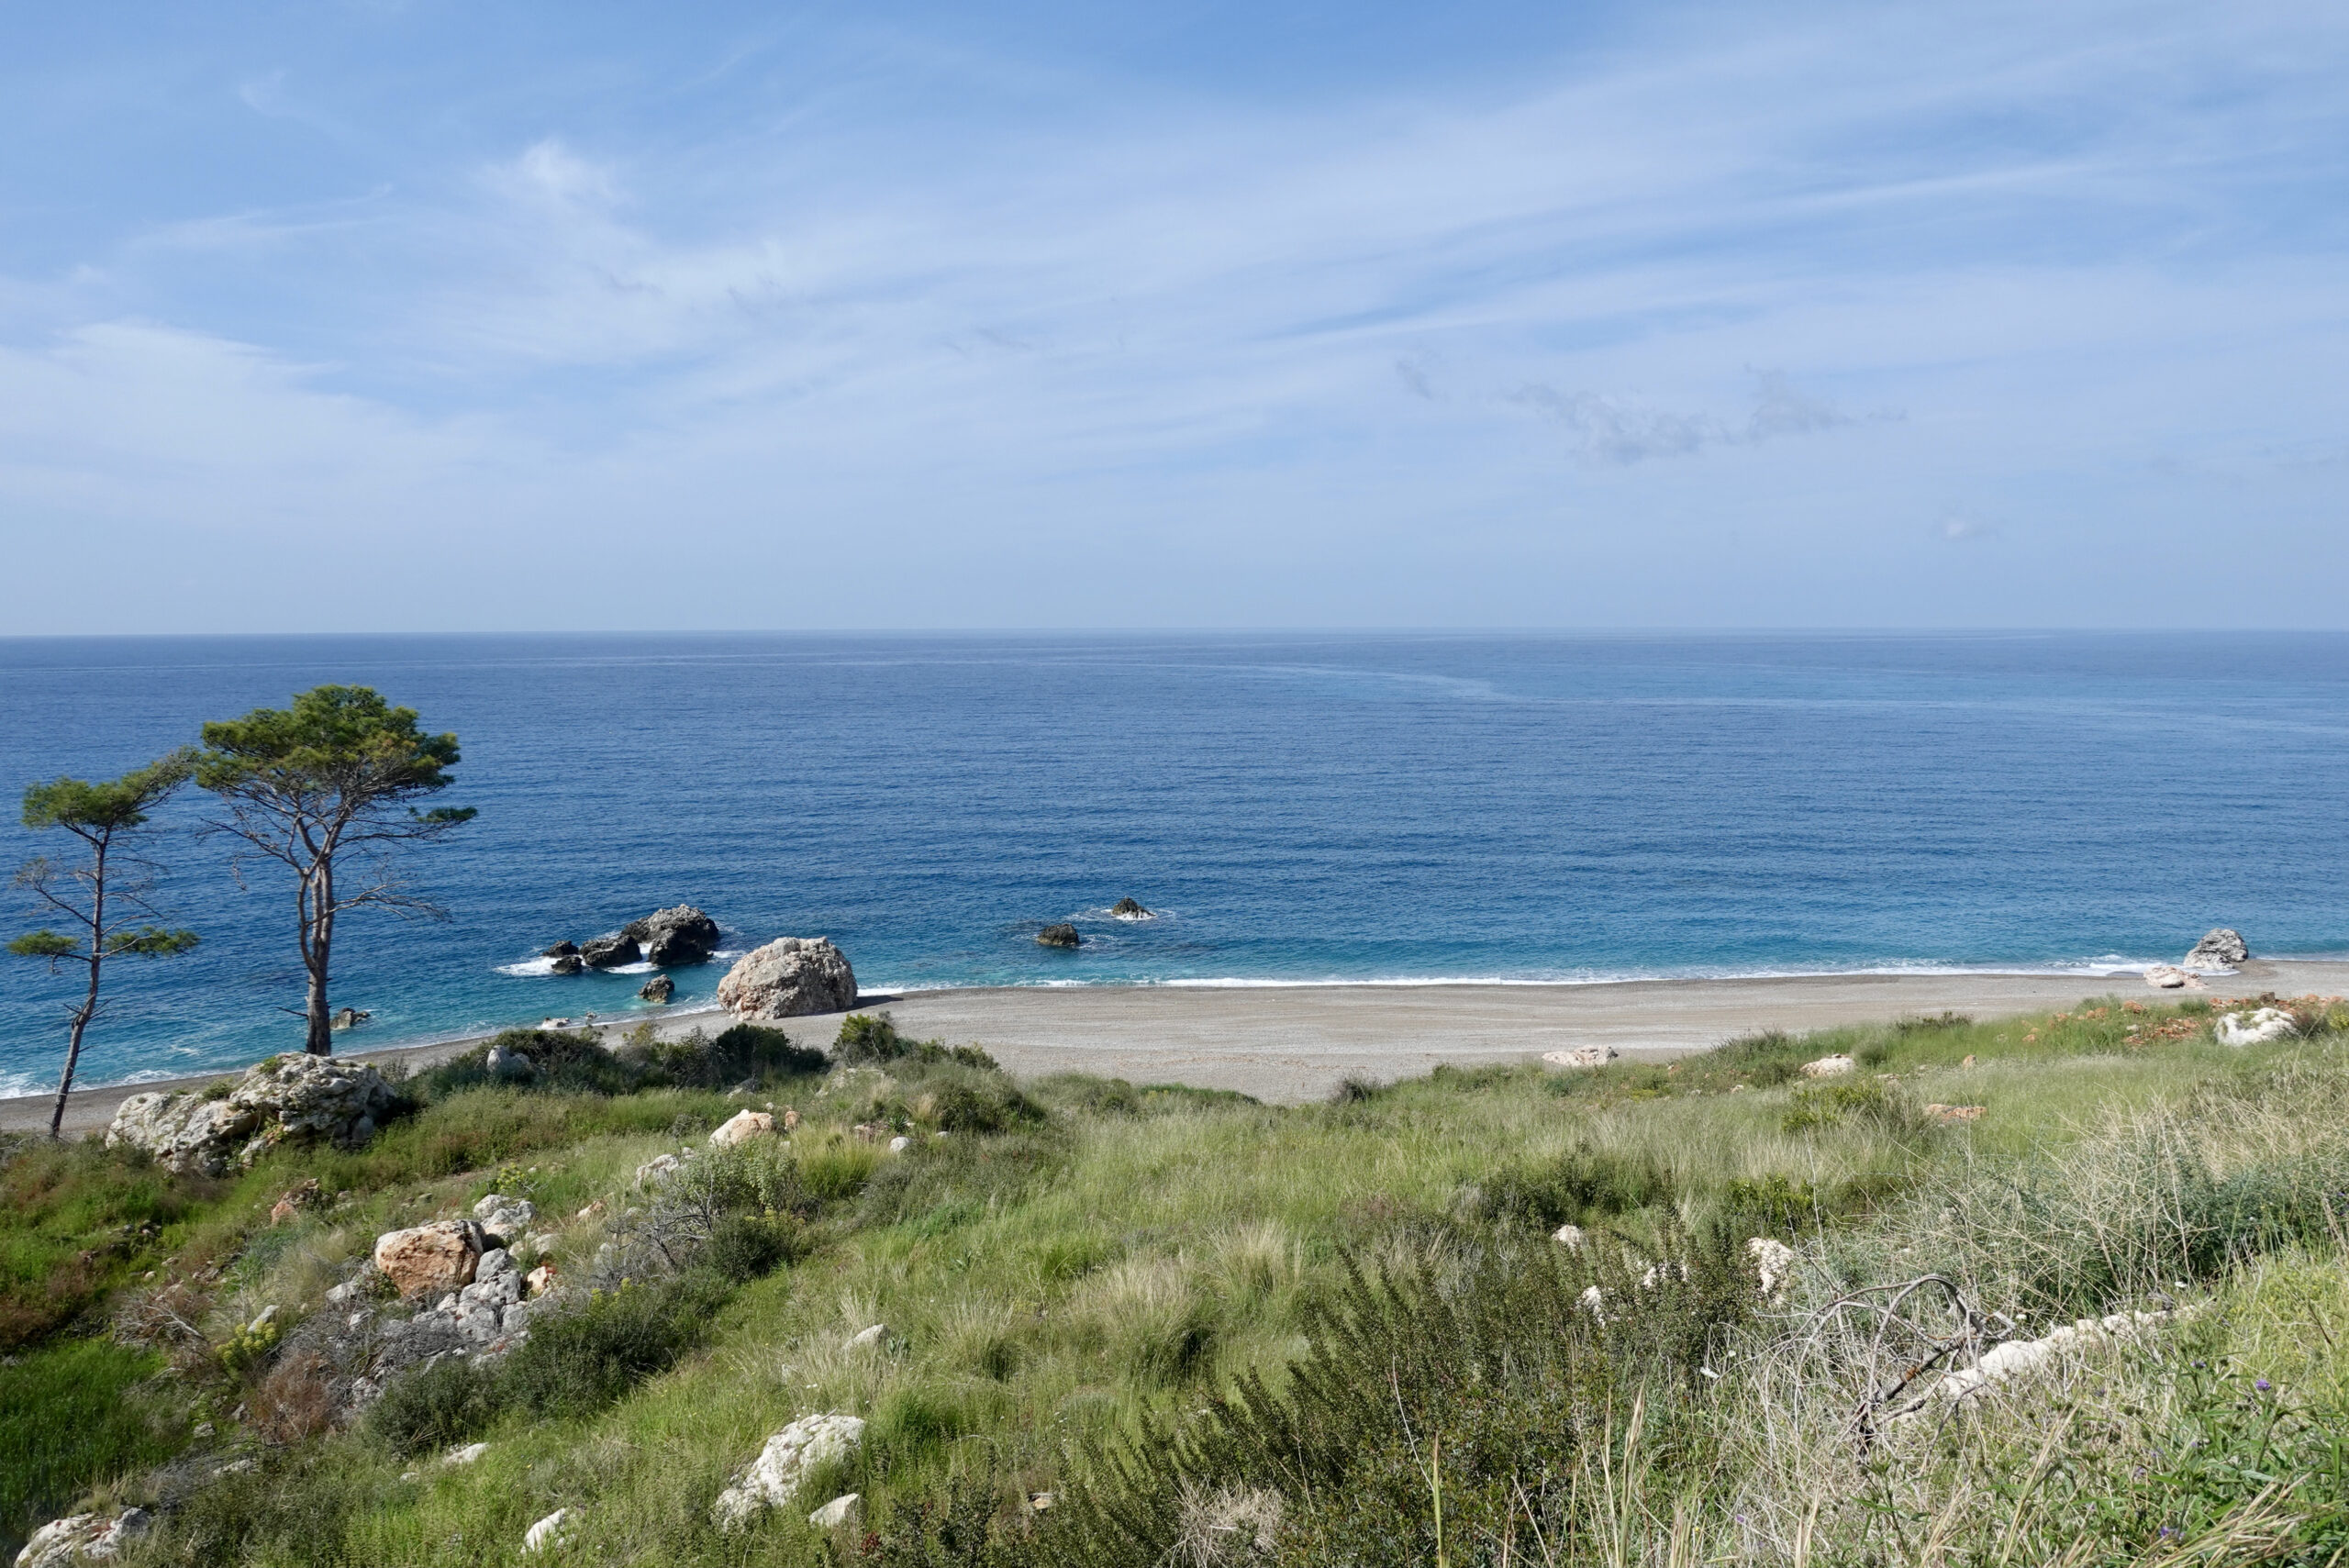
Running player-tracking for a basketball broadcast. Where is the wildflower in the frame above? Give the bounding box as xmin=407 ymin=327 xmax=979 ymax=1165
xmin=2255 ymin=1378 xmax=2272 ymax=1392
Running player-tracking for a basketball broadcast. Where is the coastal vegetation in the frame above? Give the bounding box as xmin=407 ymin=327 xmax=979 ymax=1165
xmin=6 ymin=995 xmax=2349 ymax=1563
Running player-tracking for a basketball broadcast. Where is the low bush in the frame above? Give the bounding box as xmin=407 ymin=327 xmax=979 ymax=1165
xmin=839 ymin=1012 xmax=999 ymax=1072
xmin=1479 ymin=1142 xmax=1675 ymax=1228
xmin=366 ymin=1352 xmax=496 ymax=1457
xmin=498 ymin=1273 xmax=727 ymax=1420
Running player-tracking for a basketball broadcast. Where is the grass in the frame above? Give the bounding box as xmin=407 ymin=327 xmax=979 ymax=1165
xmin=5 ymin=995 xmax=2348 ymax=1563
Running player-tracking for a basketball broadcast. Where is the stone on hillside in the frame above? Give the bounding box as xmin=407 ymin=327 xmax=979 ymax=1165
xmin=1925 ymin=1104 xmax=1987 ymax=1123
xmin=581 ymin=934 xmax=641 ymax=969
xmin=716 ymin=938 xmax=857 ymax=1021
xmin=1110 ymin=897 xmax=1153 ymax=919
xmin=847 ymin=1323 xmax=886 ymax=1349
xmin=1036 ymin=923 xmax=1081 ymax=949
xmin=710 ymin=1109 xmax=775 ymax=1148
xmin=2217 ymin=1006 xmax=2296 ymax=1047
xmin=550 ymin=954 xmax=585 ymax=975
xmin=526 ymin=1263 xmax=559 ymax=1296
xmin=473 ymin=1195 xmax=537 ymax=1239
xmin=2143 ymin=964 xmax=2203 ymax=991
xmin=15 ymin=1509 xmax=150 ymax=1567
xmin=269 ymin=1178 xmax=324 ymax=1226
xmin=808 ymin=1495 xmax=862 ymax=1530
xmin=638 ymin=974 xmax=674 ymax=1004
xmin=1541 ymin=1045 xmax=1618 ymax=1068
xmin=485 ymin=1044 xmax=535 ymax=1082
xmin=521 ymin=1509 xmax=572 ymax=1555
xmin=625 ymin=906 xmax=723 ymax=966
xmin=443 ymin=1442 xmax=489 ymax=1466
xmin=107 ymin=1054 xmax=397 ymax=1177
xmin=1799 ymin=1055 xmax=1856 ymax=1078
xmin=635 ymin=1151 xmax=689 ymax=1185
xmin=2184 ymin=928 xmax=2250 ymax=971
xmin=373 ymin=1220 xmax=487 ymax=1300
xmin=1552 ymin=1223 xmax=1586 ymax=1250
xmin=712 ymin=1414 xmax=868 ymax=1530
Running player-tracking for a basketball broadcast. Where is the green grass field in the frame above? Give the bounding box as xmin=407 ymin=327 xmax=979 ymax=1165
xmin=6 ymin=993 xmax=2349 ymax=1565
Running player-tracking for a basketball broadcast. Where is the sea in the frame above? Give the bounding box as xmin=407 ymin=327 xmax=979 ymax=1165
xmin=2 ymin=631 xmax=2345 ymax=1096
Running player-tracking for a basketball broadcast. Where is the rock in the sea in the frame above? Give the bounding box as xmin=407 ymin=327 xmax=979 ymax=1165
xmin=550 ymin=954 xmax=585 ymax=975
xmin=709 ymin=1109 xmax=775 ymax=1148
xmin=1110 ymin=897 xmax=1152 ymax=919
xmin=15 ymin=1509 xmax=150 ymax=1567
xmin=638 ymin=974 xmax=674 ymax=1004
xmin=624 ymin=906 xmax=723 ymax=966
xmin=1037 ymin=923 xmax=1081 ymax=949
xmin=809 ymin=1495 xmax=862 ymax=1530
xmin=1799 ymin=1055 xmax=1856 ymax=1078
xmin=1541 ymin=1045 xmax=1618 ymax=1068
xmin=2217 ymin=1006 xmax=2296 ymax=1046
xmin=581 ymin=934 xmax=641 ymax=969
xmin=373 ymin=1220 xmax=487 ymax=1300
xmin=330 ymin=1007 xmax=370 ymax=1030
xmin=716 ymin=938 xmax=857 ymax=1021
xmin=712 ymin=1414 xmax=868 ymax=1530
xmin=107 ymin=1054 xmax=397 ymax=1177
xmin=2184 ymin=928 xmax=2250 ymax=971
xmin=2143 ymin=964 xmax=2205 ymax=991
xmin=543 ymin=940 xmax=580 ymax=959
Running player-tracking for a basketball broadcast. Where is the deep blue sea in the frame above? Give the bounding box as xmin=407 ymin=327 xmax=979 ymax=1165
xmin=3 ymin=632 xmax=2346 ymax=1095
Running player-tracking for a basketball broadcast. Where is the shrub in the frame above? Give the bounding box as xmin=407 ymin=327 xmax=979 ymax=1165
xmin=1780 ymin=1078 xmax=1930 ymax=1136
xmin=366 ymin=1354 xmax=496 ymax=1457
xmin=839 ymin=1012 xmax=1000 ymax=1073
xmin=707 ymin=1213 xmax=796 ymax=1283
xmin=1479 ymin=1142 xmax=1675 ymax=1228
xmin=496 ymin=1274 xmax=727 ymax=1421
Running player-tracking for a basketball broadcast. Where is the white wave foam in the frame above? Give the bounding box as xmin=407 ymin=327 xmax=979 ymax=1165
xmin=496 ymin=955 xmax=662 ymax=977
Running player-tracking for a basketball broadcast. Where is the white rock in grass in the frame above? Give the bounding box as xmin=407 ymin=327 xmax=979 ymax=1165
xmin=1932 ymin=1310 xmax=2172 ymax=1404
xmin=521 ymin=1507 xmax=572 ymax=1554
xmin=712 ymin=1414 xmax=867 ymax=1530
xmin=887 ymin=1135 xmax=911 ymax=1152
xmin=1541 ymin=1045 xmax=1617 ymax=1068
xmin=1746 ymin=1237 xmax=1798 ymax=1299
xmin=2217 ymin=1007 xmax=2296 ymax=1047
xmin=847 ymin=1323 xmax=886 ymax=1350
xmin=1551 ymin=1224 xmax=1586 ymax=1250
xmin=442 ymin=1441 xmax=489 ymax=1466
xmin=710 ymin=1109 xmax=776 ymax=1148
xmin=1799 ymin=1055 xmax=1856 ymax=1078
xmin=2143 ymin=965 xmax=2204 ymax=991
xmin=15 ymin=1509 xmax=150 ymax=1566
xmin=808 ymin=1494 xmax=862 ymax=1529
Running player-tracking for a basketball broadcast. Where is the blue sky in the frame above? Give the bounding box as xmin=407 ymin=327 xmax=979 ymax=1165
xmin=2 ymin=0 xmax=2343 ymax=631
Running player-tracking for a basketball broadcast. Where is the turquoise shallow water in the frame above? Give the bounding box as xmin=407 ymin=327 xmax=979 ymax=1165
xmin=2 ymin=631 xmax=2345 ymax=1094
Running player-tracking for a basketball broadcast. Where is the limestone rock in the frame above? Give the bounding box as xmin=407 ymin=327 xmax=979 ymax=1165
xmin=1925 ymin=1104 xmax=1987 ymax=1123
xmin=581 ymin=934 xmax=641 ymax=969
xmin=107 ymin=1054 xmax=396 ymax=1177
xmin=2217 ymin=1006 xmax=2296 ymax=1046
xmin=522 ymin=1508 xmax=571 ymax=1555
xmin=808 ymin=1494 xmax=862 ymax=1529
xmin=443 ymin=1442 xmax=489 ymax=1466
xmin=716 ymin=938 xmax=857 ymax=1021
xmin=1541 ymin=1045 xmax=1618 ymax=1068
xmin=2143 ymin=964 xmax=2204 ymax=991
xmin=635 ymin=1151 xmax=690 ymax=1185
xmin=1799 ymin=1055 xmax=1856 ymax=1078
xmin=713 ymin=1414 xmax=867 ymax=1529
xmin=473 ymin=1195 xmax=537 ymax=1239
xmin=373 ymin=1220 xmax=487 ymax=1300
xmin=847 ymin=1323 xmax=886 ymax=1349
xmin=1036 ymin=923 xmax=1081 ymax=949
xmin=270 ymin=1178 xmax=324 ymax=1226
xmin=1932 ymin=1310 xmax=2171 ymax=1404
xmin=485 ymin=1044 xmax=535 ymax=1082
xmin=15 ymin=1508 xmax=150 ymax=1566
xmin=2184 ymin=928 xmax=2250 ymax=971
xmin=710 ymin=1110 xmax=775 ymax=1148
xmin=887 ymin=1135 xmax=911 ymax=1153
xmin=1551 ymin=1223 xmax=1586 ymax=1250
xmin=638 ymin=974 xmax=674 ymax=1004
xmin=623 ymin=906 xmax=723 ymax=967
xmin=526 ymin=1263 xmax=559 ymax=1296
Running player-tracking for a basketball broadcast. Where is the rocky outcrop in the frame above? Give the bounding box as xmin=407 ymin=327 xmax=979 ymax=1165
xmin=373 ymin=1220 xmax=487 ymax=1300
xmin=1037 ymin=923 xmax=1081 ymax=949
xmin=1110 ymin=898 xmax=1152 ymax=919
xmin=639 ymin=974 xmax=674 ymax=1004
xmin=1541 ymin=1045 xmax=1618 ymax=1068
xmin=713 ymin=1414 xmax=868 ymax=1530
xmin=2217 ymin=1006 xmax=2296 ymax=1046
xmin=107 ymin=1055 xmax=397 ymax=1177
xmin=809 ymin=1495 xmax=862 ymax=1529
xmin=624 ymin=906 xmax=723 ymax=966
xmin=581 ymin=934 xmax=641 ymax=969
xmin=15 ymin=1509 xmax=150 ymax=1566
xmin=550 ymin=953 xmax=585 ymax=975
xmin=473 ymin=1194 xmax=537 ymax=1240
xmin=2143 ymin=964 xmax=2204 ymax=991
xmin=543 ymin=940 xmax=580 ymax=959
xmin=2184 ymin=928 xmax=2250 ymax=971
xmin=716 ymin=938 xmax=856 ymax=1020
xmin=710 ymin=1109 xmax=776 ymax=1148
xmin=1799 ymin=1055 xmax=1856 ymax=1078
xmin=330 ymin=1007 xmax=370 ymax=1030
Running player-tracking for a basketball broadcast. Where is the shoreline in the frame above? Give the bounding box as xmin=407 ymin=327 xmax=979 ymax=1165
xmin=9 ymin=959 xmax=2346 ymax=1133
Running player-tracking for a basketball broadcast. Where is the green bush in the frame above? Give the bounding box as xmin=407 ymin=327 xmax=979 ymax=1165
xmin=366 ymin=1353 xmax=496 ymax=1457
xmin=1781 ymin=1077 xmax=1930 ymax=1136
xmin=496 ymin=1274 xmax=726 ymax=1421
xmin=838 ymin=1012 xmax=1000 ymax=1073
xmin=707 ymin=1213 xmax=796 ymax=1283
xmin=1480 ymin=1142 xmax=1675 ymax=1228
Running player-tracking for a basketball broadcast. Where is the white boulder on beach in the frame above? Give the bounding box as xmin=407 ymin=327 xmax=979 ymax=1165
xmin=716 ymin=938 xmax=857 ymax=1020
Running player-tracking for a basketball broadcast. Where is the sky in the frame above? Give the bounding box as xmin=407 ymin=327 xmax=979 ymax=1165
xmin=1 ymin=0 xmax=2344 ymax=632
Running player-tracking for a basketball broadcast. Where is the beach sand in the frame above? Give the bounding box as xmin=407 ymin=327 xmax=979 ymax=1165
xmin=9 ymin=960 xmax=2346 ymax=1136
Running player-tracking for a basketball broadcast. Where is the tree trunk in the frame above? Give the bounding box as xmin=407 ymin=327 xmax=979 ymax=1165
xmin=304 ymin=948 xmax=333 ymax=1055
xmin=50 ymin=843 xmax=106 ymax=1137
